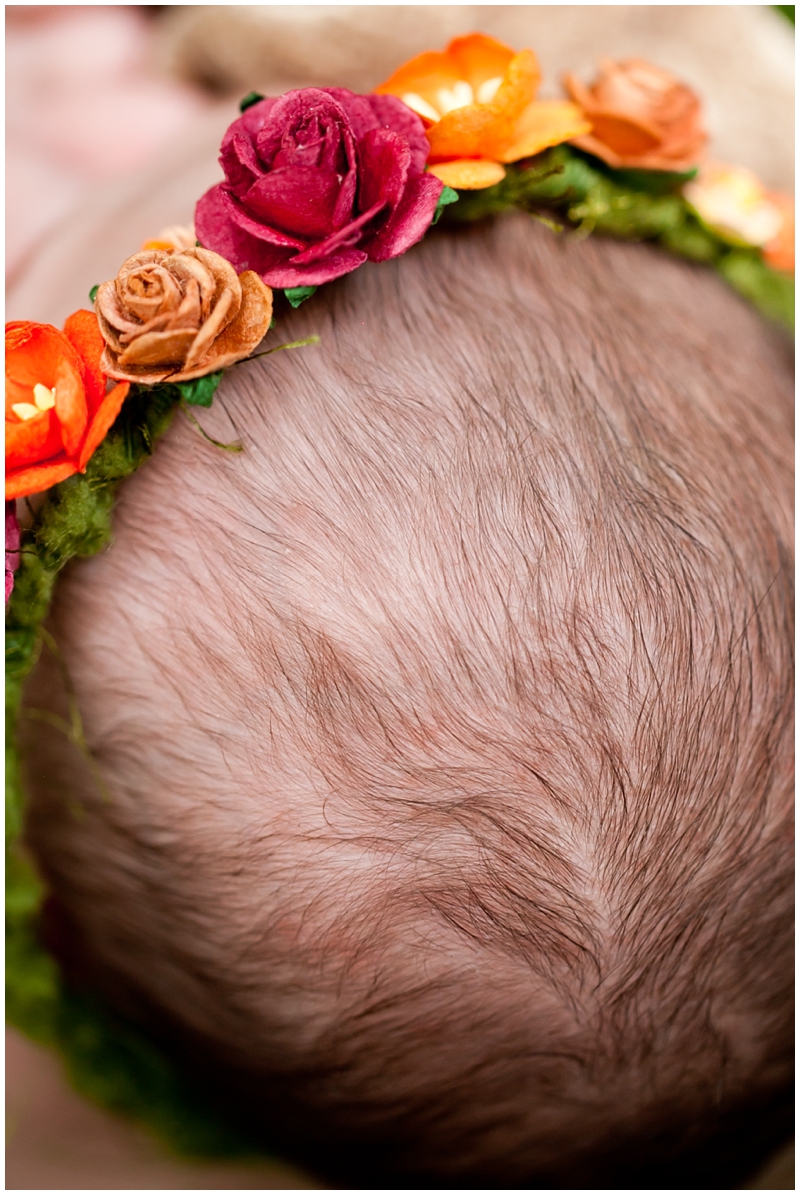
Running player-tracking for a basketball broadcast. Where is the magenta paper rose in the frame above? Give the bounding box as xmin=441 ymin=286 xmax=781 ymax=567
xmin=6 ymin=500 xmax=20 ymax=604
xmin=195 ymin=88 xmax=445 ymax=288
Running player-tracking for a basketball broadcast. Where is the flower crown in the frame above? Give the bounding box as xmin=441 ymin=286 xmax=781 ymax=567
xmin=5 ymin=32 xmax=795 ymax=1156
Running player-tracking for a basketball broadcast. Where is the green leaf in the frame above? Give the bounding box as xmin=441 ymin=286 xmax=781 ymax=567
xmin=88 ymin=285 xmax=99 ymax=304
xmin=284 ymin=286 xmax=317 ymax=308
xmin=175 ymin=371 xmax=224 ymax=408
xmin=239 ymin=91 xmax=265 ymax=113
xmin=433 ymin=185 xmax=459 ymax=224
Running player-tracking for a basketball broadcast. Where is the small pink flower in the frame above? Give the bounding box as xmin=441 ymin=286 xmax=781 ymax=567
xmin=196 ymin=88 xmax=444 ymax=288
xmin=6 ymin=500 xmax=20 ymax=604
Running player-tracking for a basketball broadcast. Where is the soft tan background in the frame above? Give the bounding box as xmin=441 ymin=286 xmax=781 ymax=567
xmin=6 ymin=5 xmax=794 ymax=1190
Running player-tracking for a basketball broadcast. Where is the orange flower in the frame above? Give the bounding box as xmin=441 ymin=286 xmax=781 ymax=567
xmin=375 ymin=32 xmax=590 ymax=190
xmin=763 ymin=192 xmax=794 ymax=275
xmin=6 ymin=312 xmax=130 ymax=500
xmin=564 ymin=58 xmax=706 ymax=172
xmin=141 ymin=223 xmax=197 ymax=253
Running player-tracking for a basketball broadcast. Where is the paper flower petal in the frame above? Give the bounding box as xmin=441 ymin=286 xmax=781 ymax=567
xmin=497 ymin=100 xmax=592 ymax=163
xmin=63 ymin=309 xmax=107 ymax=410
xmin=77 ymin=383 xmax=130 ymax=471
xmin=5 ymin=457 xmax=78 ymax=501
xmin=5 ymin=410 xmax=63 ymax=469
xmin=169 ymin=272 xmax=274 ymax=381
xmin=427 ymin=159 xmax=506 ymax=189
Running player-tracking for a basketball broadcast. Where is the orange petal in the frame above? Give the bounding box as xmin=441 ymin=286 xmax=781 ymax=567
xmin=5 ymin=409 xmax=63 ymax=469
xmin=5 ymin=321 xmax=83 ymax=410
xmin=498 ymin=100 xmax=592 ymax=163
xmin=52 ymin=353 xmax=88 ymax=458
xmin=426 ymin=102 xmax=506 ymax=160
xmin=763 ymin=192 xmax=794 ymax=274
xmin=77 ymin=382 xmax=130 ymax=471
xmin=63 ymin=309 xmax=107 ymax=413
xmin=568 ymin=132 xmax=627 ymax=169
xmin=446 ymin=33 xmax=516 ymax=91
xmin=427 ymin=159 xmax=506 ymax=190
xmin=6 ymin=456 xmax=77 ymax=501
xmin=488 ymin=48 xmax=540 ymax=118
xmin=582 ymin=111 xmax=662 ymax=158
xmin=427 ymin=49 xmax=538 ymax=161
xmin=374 ymin=50 xmax=464 ymax=108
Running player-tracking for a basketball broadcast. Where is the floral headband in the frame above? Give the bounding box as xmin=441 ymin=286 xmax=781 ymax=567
xmin=5 ymin=32 xmax=795 ymax=1155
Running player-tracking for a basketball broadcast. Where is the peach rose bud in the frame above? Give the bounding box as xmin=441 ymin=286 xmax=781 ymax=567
xmin=565 ymin=58 xmax=706 ymax=173
xmin=95 ymin=247 xmax=273 ymax=385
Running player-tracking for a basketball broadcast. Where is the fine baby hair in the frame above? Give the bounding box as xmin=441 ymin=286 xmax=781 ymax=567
xmin=6 ymin=31 xmax=794 ymax=1189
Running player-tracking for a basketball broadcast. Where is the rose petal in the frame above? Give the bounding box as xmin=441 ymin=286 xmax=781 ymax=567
xmin=117 ymin=263 xmax=182 ymax=323
xmin=6 ymin=457 xmax=78 ymax=501
xmin=218 ymin=187 xmax=308 ymax=249
xmin=582 ymin=111 xmax=662 ymax=158
xmin=319 ymin=89 xmax=429 ymax=176
xmin=182 ymin=288 xmax=234 ymax=372
xmin=99 ymin=351 xmax=173 ymax=386
xmin=289 ymin=202 xmax=384 ymax=266
xmin=362 ymin=94 xmax=432 ymax=175
xmin=255 ymin=89 xmax=355 ymax=175
xmin=245 ymin=166 xmax=343 ymax=238
xmin=221 ymin=131 xmax=264 ymax=197
xmin=170 ymin=272 xmax=273 ymax=381
xmin=95 ymin=281 xmax=143 ymax=342
xmin=564 ymin=60 xmax=706 ymax=171
xmin=358 ymin=128 xmax=411 ymax=214
xmin=427 ymin=159 xmax=506 ymax=189
xmin=259 ymin=249 xmax=368 ymax=288
xmin=117 ymin=328 xmax=197 ymax=368
xmin=365 ymin=172 xmax=443 ymax=261
xmin=190 ymin=247 xmax=242 ymax=309
xmin=164 ymin=253 xmax=217 ymax=319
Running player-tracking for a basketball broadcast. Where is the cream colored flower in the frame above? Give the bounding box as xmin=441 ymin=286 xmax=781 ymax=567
xmin=684 ymin=163 xmax=784 ymax=247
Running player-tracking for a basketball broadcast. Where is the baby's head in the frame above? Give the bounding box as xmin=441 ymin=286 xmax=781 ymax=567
xmin=25 ymin=215 xmax=793 ymax=1186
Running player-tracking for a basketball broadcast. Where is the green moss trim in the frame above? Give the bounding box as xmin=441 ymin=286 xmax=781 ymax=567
xmin=442 ymin=146 xmax=794 ymax=333
xmin=6 ymin=383 xmax=263 ymax=1158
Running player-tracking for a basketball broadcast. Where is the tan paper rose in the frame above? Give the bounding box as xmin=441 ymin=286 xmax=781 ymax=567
xmin=95 ymin=246 xmax=273 ymax=385
xmin=564 ymin=58 xmax=706 ymax=173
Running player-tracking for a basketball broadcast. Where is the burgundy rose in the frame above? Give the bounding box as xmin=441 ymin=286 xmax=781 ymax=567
xmin=6 ymin=500 xmax=20 ymax=605
xmin=195 ymin=88 xmax=444 ymax=288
